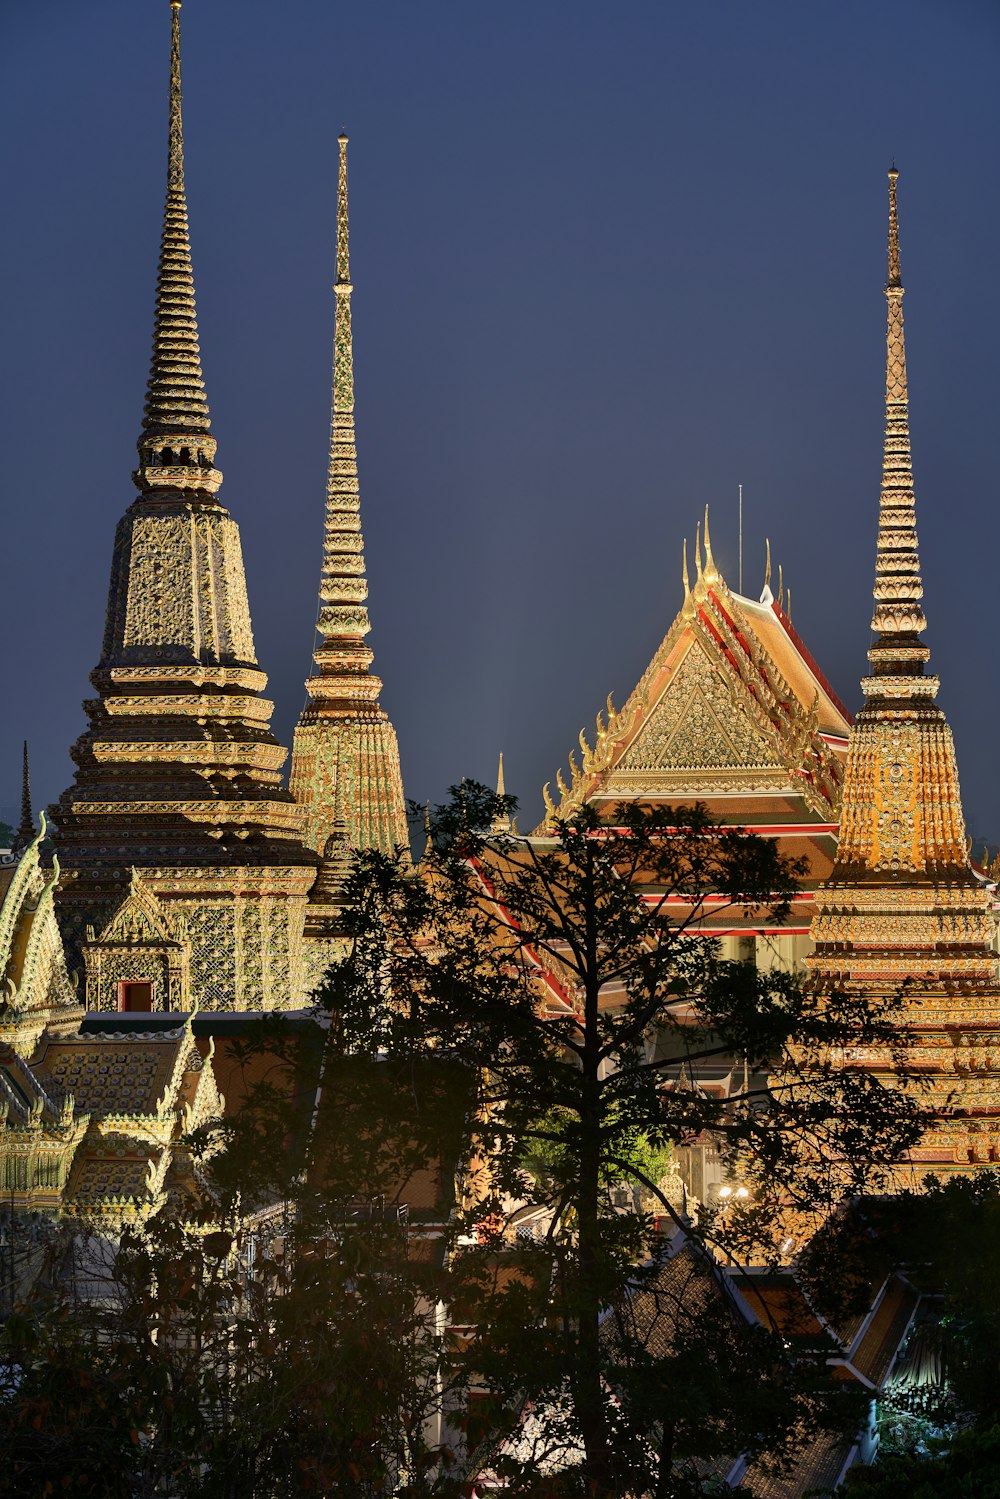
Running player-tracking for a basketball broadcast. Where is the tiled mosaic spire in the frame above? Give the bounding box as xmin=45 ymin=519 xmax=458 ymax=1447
xmin=319 ymin=134 xmax=369 ymax=647
xmin=52 ymin=0 xmax=315 ymax=1010
xmin=291 ymin=136 xmax=407 ymax=857
xmin=867 ymin=167 xmax=927 ymax=677
xmin=829 ymin=169 xmax=969 ymax=877
xmin=807 ymin=171 xmax=999 ymax=1180
xmin=134 ymin=0 xmax=221 ymax=499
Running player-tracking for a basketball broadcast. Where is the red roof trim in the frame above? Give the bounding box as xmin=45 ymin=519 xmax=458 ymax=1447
xmin=771 ymin=602 xmax=853 ymax=726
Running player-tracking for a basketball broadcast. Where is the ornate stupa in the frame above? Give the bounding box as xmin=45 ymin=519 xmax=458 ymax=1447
xmin=807 ymin=170 xmax=1000 ymax=1175
xmin=51 ymin=0 xmax=316 ymax=1012
xmin=290 ymin=135 xmax=407 ymax=859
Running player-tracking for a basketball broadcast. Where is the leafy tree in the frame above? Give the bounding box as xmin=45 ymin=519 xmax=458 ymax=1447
xmin=326 ymin=783 xmax=925 ymax=1496
xmin=0 ymin=784 xmax=927 ymax=1497
xmin=0 ymin=1032 xmax=473 ymax=1498
xmin=842 ymin=1425 xmax=1000 ymax=1497
xmin=804 ymin=1173 xmax=1000 ymax=1492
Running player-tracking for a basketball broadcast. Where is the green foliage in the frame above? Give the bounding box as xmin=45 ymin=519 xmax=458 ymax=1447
xmin=843 ymin=1425 xmax=1000 ymax=1497
xmin=325 ymin=783 xmax=924 ymax=1496
xmin=0 ymin=783 xmax=927 ymax=1498
xmin=0 ymin=1036 xmax=473 ymax=1498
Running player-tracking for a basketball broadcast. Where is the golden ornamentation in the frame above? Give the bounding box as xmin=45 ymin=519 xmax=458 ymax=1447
xmin=51 ymin=0 xmax=316 ymax=1010
xmin=807 ymin=171 xmax=1000 ymax=1177
xmin=289 ymin=134 xmax=407 ymax=861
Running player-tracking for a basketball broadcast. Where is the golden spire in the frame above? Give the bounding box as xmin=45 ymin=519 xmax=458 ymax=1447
xmin=290 ymin=132 xmax=407 ymax=860
xmin=317 ymin=132 xmax=371 ymax=648
xmin=866 ymin=166 xmax=931 ymax=692
xmin=134 ymin=0 xmax=221 ymax=498
xmin=810 ymin=165 xmax=969 ymax=885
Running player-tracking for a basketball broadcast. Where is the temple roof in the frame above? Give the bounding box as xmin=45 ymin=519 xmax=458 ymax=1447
xmin=539 ymin=515 xmax=849 ymax=829
xmin=32 ymin=1026 xmax=195 ymax=1118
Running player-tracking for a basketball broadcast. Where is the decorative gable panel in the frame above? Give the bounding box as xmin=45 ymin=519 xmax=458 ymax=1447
xmin=619 ymin=639 xmax=783 ymax=775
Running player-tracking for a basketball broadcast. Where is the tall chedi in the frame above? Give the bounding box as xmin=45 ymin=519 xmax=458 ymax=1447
xmin=52 ymin=0 xmax=316 ymax=1012
xmin=808 ymin=169 xmax=1000 ymax=1176
xmin=290 ymin=135 xmax=407 ymax=860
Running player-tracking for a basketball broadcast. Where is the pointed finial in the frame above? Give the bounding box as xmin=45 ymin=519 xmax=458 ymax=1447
xmin=760 ymin=538 xmax=774 ymax=605
xmin=702 ymin=505 xmax=719 ymax=585
xmin=491 ymin=754 xmax=511 ymax=835
xmin=12 ymin=741 xmax=34 ymax=856
xmin=134 ymin=0 xmax=220 ymax=497
xmin=887 ymin=164 xmax=901 ymax=289
xmin=336 ymin=133 xmax=352 ymax=293
xmin=777 ymin=562 xmax=784 ymax=611
xmin=786 ymin=587 xmax=792 ymax=626
xmin=423 ymin=801 xmax=432 ymax=858
xmin=682 ymin=537 xmax=695 ymax=619
xmin=693 ymin=522 xmax=707 ymax=601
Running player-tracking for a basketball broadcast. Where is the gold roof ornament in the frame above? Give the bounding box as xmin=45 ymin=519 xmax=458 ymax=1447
xmin=760 ymin=538 xmax=774 ymax=607
xmin=702 ymin=505 xmax=719 ymax=586
xmin=681 ymin=537 xmax=696 ymax=620
xmin=692 ymin=522 xmax=708 ymax=602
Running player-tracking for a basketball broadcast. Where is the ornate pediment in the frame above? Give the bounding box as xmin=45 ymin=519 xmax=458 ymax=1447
xmin=618 ymin=639 xmax=784 ymax=776
xmin=92 ymin=871 xmax=184 ymax=949
xmin=539 ymin=519 xmax=846 ymax=826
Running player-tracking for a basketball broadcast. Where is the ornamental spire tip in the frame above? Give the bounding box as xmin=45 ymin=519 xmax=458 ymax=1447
xmin=135 ymin=0 xmax=221 ymax=497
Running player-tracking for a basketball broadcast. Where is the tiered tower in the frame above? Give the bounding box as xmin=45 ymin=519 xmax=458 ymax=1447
xmin=52 ymin=0 xmax=316 ymax=1011
xmin=808 ymin=170 xmax=1000 ymax=1175
xmin=290 ymin=135 xmax=407 ymax=859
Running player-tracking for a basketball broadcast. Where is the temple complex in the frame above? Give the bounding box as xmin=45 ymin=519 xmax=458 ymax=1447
xmin=289 ymin=135 xmax=408 ymax=864
xmin=806 ymin=171 xmax=1000 ymax=1176
xmin=2 ymin=4 xmax=998 ymax=1228
xmin=50 ymin=0 xmax=317 ymax=1012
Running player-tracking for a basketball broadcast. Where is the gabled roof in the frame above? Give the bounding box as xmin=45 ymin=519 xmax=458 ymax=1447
xmin=32 ymin=1024 xmax=197 ymax=1120
xmin=539 ymin=522 xmax=849 ymax=828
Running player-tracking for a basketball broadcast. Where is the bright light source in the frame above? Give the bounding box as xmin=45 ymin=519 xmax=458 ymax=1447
xmin=781 ymin=1238 xmax=794 ymax=1254
xmin=718 ymin=1186 xmax=732 ymax=1198
xmin=736 ymin=1186 xmax=749 ymax=1199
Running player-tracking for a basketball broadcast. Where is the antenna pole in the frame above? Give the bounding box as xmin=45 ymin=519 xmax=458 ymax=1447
xmin=738 ymin=483 xmax=743 ymax=593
